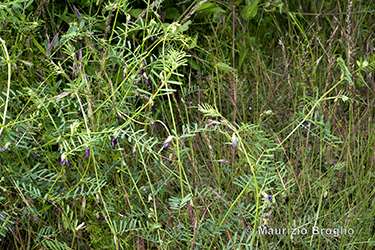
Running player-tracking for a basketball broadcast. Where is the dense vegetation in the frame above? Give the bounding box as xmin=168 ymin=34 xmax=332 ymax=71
xmin=1 ymin=0 xmax=375 ymax=249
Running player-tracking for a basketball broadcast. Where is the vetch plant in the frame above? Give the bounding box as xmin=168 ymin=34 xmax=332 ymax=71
xmin=232 ymin=133 xmax=237 ymax=148
xmin=261 ymin=192 xmax=273 ymax=203
xmin=1 ymin=0 xmax=375 ymax=249
xmin=112 ymin=138 xmax=119 ymax=148
xmin=83 ymin=147 xmax=90 ymax=159
xmin=163 ymin=136 xmax=174 ymax=150
xmin=0 ymin=142 xmax=11 ymax=152
xmin=60 ymin=152 xmax=71 ymax=167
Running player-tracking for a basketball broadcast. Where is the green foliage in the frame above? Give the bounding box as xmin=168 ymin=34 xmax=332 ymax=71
xmin=1 ymin=0 xmax=375 ymax=249
xmin=241 ymin=0 xmax=259 ymax=20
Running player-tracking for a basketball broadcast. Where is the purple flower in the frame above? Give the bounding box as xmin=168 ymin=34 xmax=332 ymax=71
xmin=151 ymin=121 xmax=156 ymax=129
xmin=232 ymin=138 xmax=237 ymax=147
xmin=261 ymin=192 xmax=273 ymax=203
xmin=112 ymin=137 xmax=119 ymax=147
xmin=150 ymin=36 xmax=154 ymax=41
xmin=232 ymin=134 xmax=237 ymax=147
xmin=60 ymin=159 xmax=66 ymax=166
xmin=145 ymin=77 xmax=150 ymax=85
xmin=126 ymin=19 xmax=131 ymax=24
xmin=131 ymin=151 xmax=136 ymax=158
xmin=284 ymin=195 xmax=289 ymax=205
xmin=267 ymin=195 xmax=273 ymax=203
xmin=66 ymin=159 xmax=71 ymax=167
xmin=139 ymin=67 xmax=144 ymax=74
xmin=83 ymin=147 xmax=90 ymax=158
xmin=152 ymin=103 xmax=156 ymax=110
xmin=163 ymin=136 xmax=173 ymax=150
xmin=34 ymin=152 xmax=38 ymax=159
xmin=0 ymin=142 xmax=10 ymax=152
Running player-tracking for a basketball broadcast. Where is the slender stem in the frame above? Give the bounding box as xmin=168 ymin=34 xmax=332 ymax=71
xmin=0 ymin=37 xmax=11 ymax=138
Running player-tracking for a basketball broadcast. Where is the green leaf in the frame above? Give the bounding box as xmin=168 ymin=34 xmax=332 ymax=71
xmin=337 ymin=57 xmax=353 ymax=84
xmin=196 ymin=2 xmax=225 ymax=14
xmin=165 ymin=7 xmax=180 ymax=19
xmin=189 ymin=33 xmax=198 ymax=49
xmin=197 ymin=3 xmax=216 ymax=11
xmin=151 ymin=222 xmax=162 ymax=230
xmin=32 ymin=36 xmax=46 ymax=54
xmin=188 ymin=59 xmax=199 ymax=70
xmin=278 ymin=3 xmax=284 ymax=14
xmin=241 ymin=0 xmax=259 ymax=20
xmin=84 ymin=65 xmax=95 ymax=76
xmin=55 ymin=14 xmax=71 ymax=24
xmin=167 ymin=80 xmax=182 ymax=85
xmin=79 ymin=20 xmax=85 ymax=29
xmin=128 ymin=9 xmax=142 ymax=18
xmin=95 ymin=22 xmax=105 ymax=31
xmin=202 ymin=7 xmax=225 ymax=14
xmin=179 ymin=20 xmax=191 ymax=33
xmin=238 ymin=47 xmax=250 ymax=71
xmin=216 ymin=62 xmax=237 ymax=72
xmin=25 ymin=0 xmax=34 ymax=10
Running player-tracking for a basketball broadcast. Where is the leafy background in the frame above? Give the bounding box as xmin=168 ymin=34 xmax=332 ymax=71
xmin=1 ymin=0 xmax=375 ymax=249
